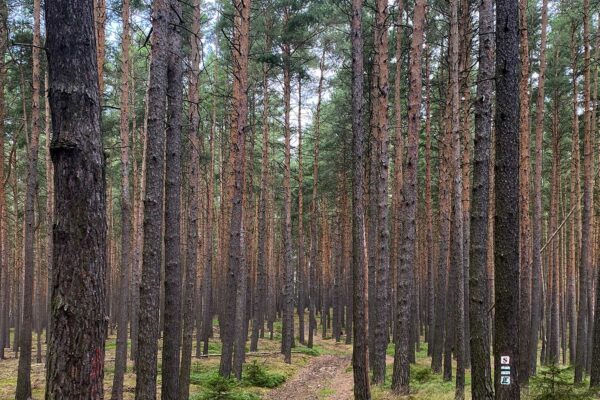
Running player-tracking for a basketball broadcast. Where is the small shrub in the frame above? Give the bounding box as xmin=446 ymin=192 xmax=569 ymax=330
xmin=530 ymin=364 xmax=594 ymax=400
xmin=194 ymin=375 xmax=260 ymax=400
xmin=411 ymin=366 xmax=433 ymax=384
xmin=243 ymin=361 xmax=286 ymax=388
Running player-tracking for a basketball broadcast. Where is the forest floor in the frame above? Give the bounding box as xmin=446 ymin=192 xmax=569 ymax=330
xmin=0 ymin=324 xmax=595 ymax=399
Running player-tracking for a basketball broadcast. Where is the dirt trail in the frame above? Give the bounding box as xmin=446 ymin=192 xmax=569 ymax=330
xmin=265 ymin=354 xmax=353 ymax=400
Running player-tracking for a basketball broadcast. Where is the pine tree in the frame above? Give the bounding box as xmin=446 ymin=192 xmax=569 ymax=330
xmin=45 ymin=0 xmax=107 ymax=395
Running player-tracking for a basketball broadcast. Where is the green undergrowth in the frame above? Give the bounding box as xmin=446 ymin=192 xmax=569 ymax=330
xmin=189 ymin=358 xmax=287 ymax=400
xmin=528 ymin=365 xmax=595 ymax=400
xmin=243 ymin=360 xmax=286 ymax=388
xmin=190 ymin=374 xmax=260 ymax=400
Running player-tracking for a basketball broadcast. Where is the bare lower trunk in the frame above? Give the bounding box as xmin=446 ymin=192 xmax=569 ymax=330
xmin=351 ymin=1 xmax=371 ymax=397
xmin=135 ymin=0 xmax=169 ymax=396
xmin=179 ymin=1 xmax=201 ymax=397
xmin=371 ymin=0 xmax=390 ymax=384
xmin=494 ymin=0 xmax=521 ymax=397
xmin=392 ymin=0 xmax=425 ymax=394
xmin=16 ymin=0 xmax=41 ymax=396
xmin=110 ymin=0 xmax=131 ymax=397
xmin=45 ymin=0 xmax=107 ymax=395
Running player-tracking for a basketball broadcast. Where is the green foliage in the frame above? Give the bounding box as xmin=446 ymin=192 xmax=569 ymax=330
xmin=192 ymin=374 xmax=260 ymax=400
xmin=294 ymin=346 xmax=320 ymax=356
xmin=530 ymin=365 xmax=594 ymax=400
xmin=411 ymin=366 xmax=434 ymax=384
xmin=243 ymin=361 xmax=286 ymax=388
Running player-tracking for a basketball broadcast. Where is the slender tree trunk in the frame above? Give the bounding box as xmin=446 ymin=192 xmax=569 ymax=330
xmin=44 ymin=0 xmax=107 ymax=395
xmin=469 ymin=0 xmax=494 ymax=397
xmin=308 ymin=49 xmax=325 ymax=349
xmin=111 ymin=0 xmax=131 ymax=397
xmin=494 ymin=0 xmax=521 ymax=396
xmin=390 ymin=0 xmax=404 ymax=348
xmin=548 ymin=87 xmax=561 ymax=365
xmin=0 ymin=0 xmax=8 ymax=361
xmin=161 ymin=0 xmax=184 ymax=395
xmin=449 ymin=0 xmax=465 ymax=395
xmin=179 ymin=0 xmax=201 ymax=397
xmin=135 ymin=0 xmax=170 ymax=396
xmin=531 ymin=0 xmax=548 ymax=377
xmin=432 ymin=60 xmax=452 ymax=375
xmin=568 ymin=23 xmax=580 ymax=368
xmin=130 ymin=65 xmax=149 ymax=364
xmin=424 ymin=48 xmax=435 ymax=357
xmin=392 ymin=0 xmax=424 ymax=394
xmin=251 ymin=25 xmax=272 ymax=352
xmin=16 ymin=0 xmax=41 ymax=396
xmin=229 ymin=0 xmax=251 ymax=378
xmin=371 ymin=0 xmax=390 ymax=384
xmin=202 ymin=59 xmax=218 ymax=356
xmin=281 ymin=12 xmax=294 ymax=364
xmin=576 ymin=0 xmax=592 ymax=384
xmin=351 ymin=0 xmax=371 ymax=397
xmin=297 ymin=76 xmax=306 ymax=345
xmin=518 ymin=0 xmax=532 ymax=384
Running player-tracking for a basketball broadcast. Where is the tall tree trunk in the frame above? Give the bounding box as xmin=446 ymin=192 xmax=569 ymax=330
xmin=432 ymin=50 xmax=452 ymax=375
xmin=568 ymin=22 xmax=580 ymax=368
xmin=202 ymin=58 xmax=218 ymax=356
xmin=16 ymin=0 xmax=41 ymax=395
xmin=390 ymin=0 xmax=404 ymax=348
xmin=371 ymin=0 xmax=390 ymax=384
xmin=424 ymin=48 xmax=434 ymax=357
xmin=281 ymin=10 xmax=294 ymax=364
xmin=297 ymin=76 xmax=306 ymax=345
xmin=494 ymin=0 xmax=521 ymax=397
xmin=227 ymin=0 xmax=251 ymax=378
xmin=531 ymin=0 xmax=548 ymax=377
xmin=450 ymin=0 xmax=465 ymax=395
xmin=130 ymin=66 xmax=149 ymax=364
xmin=351 ymin=0 xmax=371 ymax=397
xmin=135 ymin=0 xmax=170 ymax=396
xmin=518 ymin=0 xmax=532 ymax=384
xmin=548 ymin=87 xmax=562 ymax=365
xmin=576 ymin=0 xmax=592 ymax=384
xmin=179 ymin=0 xmax=201 ymax=397
xmin=469 ymin=0 xmax=494 ymax=397
xmin=44 ymin=0 xmax=107 ymax=395
xmin=392 ymin=0 xmax=424 ymax=394
xmin=161 ymin=0 xmax=183 ymax=395
xmin=309 ymin=48 xmax=325 ymax=349
xmin=0 ymin=0 xmax=8 ymax=361
xmin=111 ymin=0 xmax=131 ymax=396
xmin=251 ymin=36 xmax=272 ymax=353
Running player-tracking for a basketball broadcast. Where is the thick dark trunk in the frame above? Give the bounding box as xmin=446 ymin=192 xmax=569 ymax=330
xmin=469 ymin=0 xmax=494 ymax=397
xmin=44 ymin=0 xmax=107 ymax=395
xmin=161 ymin=0 xmax=183 ymax=395
xmin=494 ymin=0 xmax=521 ymax=397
